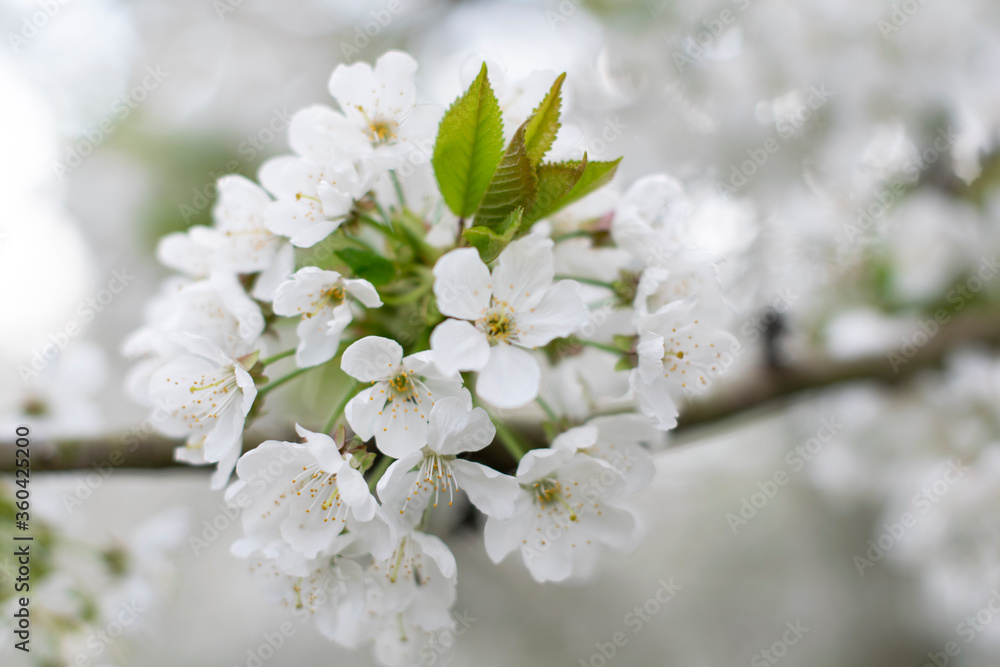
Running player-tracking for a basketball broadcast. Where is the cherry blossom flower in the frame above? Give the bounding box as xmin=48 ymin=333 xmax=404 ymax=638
xmin=228 ymin=425 xmax=391 ymax=562
xmin=429 ymin=236 xmax=588 ymax=408
xmin=612 ymin=174 xmax=692 ymax=266
xmin=341 ymin=336 xmax=465 ymax=458
xmin=551 ymin=417 xmax=660 ymax=495
xmin=376 ymin=394 xmax=518 ymax=523
xmin=246 ymin=553 xmax=367 ymax=634
xmin=272 ymin=267 xmax=383 ymax=367
xmin=484 ymin=446 xmax=641 ymax=583
xmin=326 ymin=564 xmax=458 ymax=667
xmin=148 ymin=333 xmax=258 ymax=488
xmin=369 ymin=526 xmax=457 ymax=616
xmin=158 ymin=175 xmax=293 ymax=299
xmin=630 ymin=297 xmax=740 ymax=430
xmin=260 ymin=150 xmax=371 ymax=248
xmin=326 ymin=51 xmax=441 ymax=169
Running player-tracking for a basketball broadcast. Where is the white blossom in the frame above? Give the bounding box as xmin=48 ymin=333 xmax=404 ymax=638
xmin=630 ymin=297 xmax=739 ymax=430
xmin=430 ymin=236 xmax=588 ymax=408
xmin=341 ymin=336 xmax=465 ymax=458
xmin=376 ymin=394 xmax=518 ymax=523
xmin=148 ymin=333 xmax=258 ymax=488
xmin=228 ymin=424 xmax=391 ymax=564
xmin=272 ymin=267 xmax=382 ymax=367
xmin=484 ymin=445 xmax=642 ymax=583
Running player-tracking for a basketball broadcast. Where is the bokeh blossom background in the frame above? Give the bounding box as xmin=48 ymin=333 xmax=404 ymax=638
xmin=2 ymin=0 xmax=1000 ymax=665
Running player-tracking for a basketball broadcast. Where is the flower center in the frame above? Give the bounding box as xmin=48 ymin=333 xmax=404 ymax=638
xmin=303 ymin=285 xmax=346 ymax=319
xmin=289 ymin=464 xmax=349 ymax=525
xmin=532 ymin=477 xmax=578 ymax=521
xmin=405 ymin=454 xmax=459 ymax=512
xmin=389 ymin=370 xmax=417 ymax=400
xmin=477 ymin=307 xmax=518 ymax=346
xmin=366 ymin=118 xmax=397 ymax=146
xmin=173 ymin=368 xmax=240 ymax=428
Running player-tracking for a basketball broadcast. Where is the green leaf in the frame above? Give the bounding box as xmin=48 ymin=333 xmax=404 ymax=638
xmin=432 ymin=63 xmax=505 ymax=217
xmin=527 ymin=157 xmax=588 ymax=223
xmin=525 ymin=154 xmax=622 ymax=224
xmin=473 ymin=122 xmax=538 ymax=231
xmin=334 ymin=248 xmax=395 ymax=286
xmin=462 ymin=208 xmax=522 ymax=263
xmin=523 ymin=73 xmax=565 ymax=166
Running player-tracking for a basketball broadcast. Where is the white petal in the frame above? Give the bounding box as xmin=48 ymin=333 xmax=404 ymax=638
xmin=297 ymin=425 xmax=346 ymax=472
xmin=373 ymin=396 xmax=429 ymax=458
xmin=167 ymin=331 xmax=233 ymax=367
xmin=427 ymin=396 xmax=495 ymax=455
xmin=343 ymin=278 xmax=383 ymax=308
xmin=341 ymin=336 xmax=403 ymax=381
xmin=252 ymin=241 xmax=295 ymax=301
xmin=514 ymin=446 xmax=574 ymax=483
xmin=372 ymin=51 xmax=418 ymax=116
xmin=411 ymin=531 xmax=457 ymax=582
xmin=156 ymin=231 xmax=212 ymax=278
xmin=551 ymin=425 xmax=599 ymax=453
xmin=280 ymin=515 xmax=339 ymax=560
xmin=202 ymin=403 xmax=245 ymax=462
xmin=317 ymin=181 xmax=354 ymax=218
xmin=429 ymin=319 xmax=490 ymax=376
xmin=272 ymin=267 xmax=342 ymax=315
xmin=258 ymin=155 xmax=300 ymax=199
xmin=451 ymin=459 xmax=519 ymax=519
xmin=337 ymin=466 xmax=376 ymax=522
xmin=491 ymin=235 xmax=554 ymax=311
xmin=636 ymin=334 xmax=665 ymax=384
xmin=375 ymin=451 xmax=424 ymax=503
xmin=295 ymin=306 xmax=344 ymax=368
xmin=629 ymin=371 xmax=679 ymax=431
xmin=264 ymin=199 xmax=339 ymax=248
xmin=396 ymin=103 xmax=442 ymax=145
xmin=288 ymin=105 xmax=369 ymax=164
xmin=432 ymin=248 xmax=492 ymax=320
xmin=589 ymin=414 xmax=666 ymax=451
xmin=476 ymin=344 xmax=540 ymax=409
xmin=328 ymin=60 xmax=377 ymax=120
xmin=483 ymin=495 xmax=531 ymax=563
xmin=209 ymin=444 xmax=241 ymax=490
xmin=344 ymin=385 xmax=386 ymax=441
xmin=516 ymin=280 xmax=588 ymax=348
xmin=234 ymin=366 xmax=257 ymax=415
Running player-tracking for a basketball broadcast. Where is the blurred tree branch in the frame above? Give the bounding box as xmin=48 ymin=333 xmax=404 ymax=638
xmin=6 ymin=307 xmax=1000 ymax=473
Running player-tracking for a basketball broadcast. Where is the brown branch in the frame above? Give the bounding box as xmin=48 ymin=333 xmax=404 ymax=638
xmin=674 ymin=307 xmax=1000 ymax=434
xmin=5 ymin=308 xmax=1000 ymax=473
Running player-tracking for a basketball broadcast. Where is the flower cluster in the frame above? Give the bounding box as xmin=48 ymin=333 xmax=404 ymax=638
xmin=125 ymin=51 xmax=739 ymax=665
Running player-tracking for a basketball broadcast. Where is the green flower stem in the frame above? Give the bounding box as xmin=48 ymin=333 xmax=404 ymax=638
xmin=580 ymin=339 xmax=625 ymax=355
xmin=379 ymin=269 xmax=435 ymax=306
xmin=554 ymin=274 xmax=616 ymax=289
xmin=535 ymin=396 xmax=558 ymax=422
xmin=323 ymin=380 xmax=362 ymax=434
xmin=356 ymin=214 xmax=395 ymax=238
xmin=366 ymin=454 xmax=394 ymax=493
xmin=260 ymin=349 xmax=295 ymax=366
xmin=493 ymin=418 xmax=528 ymax=460
xmin=373 ymin=200 xmax=392 ymax=225
xmin=389 ymin=170 xmax=406 ymax=208
xmin=256 ymin=366 xmax=320 ymax=398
